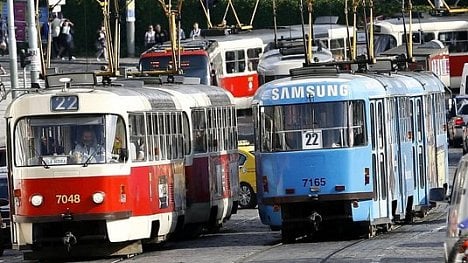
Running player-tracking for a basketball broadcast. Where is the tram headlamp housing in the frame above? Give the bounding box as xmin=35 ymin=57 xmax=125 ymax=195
xmin=92 ymin=192 xmax=105 ymax=204
xmin=30 ymin=194 xmax=43 ymax=207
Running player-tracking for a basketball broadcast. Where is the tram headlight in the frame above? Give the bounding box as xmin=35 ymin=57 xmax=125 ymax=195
xmin=30 ymin=194 xmax=43 ymax=207
xmin=92 ymin=192 xmax=105 ymax=204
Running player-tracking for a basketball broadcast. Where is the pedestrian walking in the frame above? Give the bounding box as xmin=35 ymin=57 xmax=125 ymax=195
xmin=179 ymin=27 xmax=186 ymax=40
xmin=95 ymin=25 xmax=107 ymax=61
xmin=57 ymin=19 xmax=76 ymax=60
xmin=0 ymin=14 xmax=8 ymax=56
xmin=50 ymin=13 xmax=62 ymax=58
xmin=144 ymin=25 xmax=156 ymax=49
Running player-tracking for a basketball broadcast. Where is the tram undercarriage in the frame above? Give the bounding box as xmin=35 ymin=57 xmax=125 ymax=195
xmin=279 ymin=200 xmax=393 ymax=243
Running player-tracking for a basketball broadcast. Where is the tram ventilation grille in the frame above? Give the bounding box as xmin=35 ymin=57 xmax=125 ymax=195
xmin=290 ymin=66 xmax=339 ymax=79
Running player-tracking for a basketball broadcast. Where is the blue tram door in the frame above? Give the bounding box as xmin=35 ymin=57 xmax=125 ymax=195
xmin=370 ymin=100 xmax=391 ymax=221
xmin=411 ymin=97 xmax=428 ymax=207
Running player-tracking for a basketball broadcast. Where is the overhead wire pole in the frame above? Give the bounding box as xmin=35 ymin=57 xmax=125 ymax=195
xmin=351 ymin=0 xmax=359 ymax=61
xmin=35 ymin=0 xmax=46 ymax=79
xmin=368 ymin=0 xmax=375 ymax=63
xmin=198 ymin=0 xmax=213 ymax=28
xmin=307 ymin=0 xmax=313 ymax=65
xmin=26 ymin=0 xmax=40 ymax=87
xmin=345 ymin=0 xmax=352 ymax=61
xmin=158 ymin=0 xmax=183 ymax=74
xmin=113 ymin=0 xmax=121 ymax=74
xmin=272 ymin=0 xmax=278 ymax=48
xmin=6 ymin=0 xmax=19 ymax=98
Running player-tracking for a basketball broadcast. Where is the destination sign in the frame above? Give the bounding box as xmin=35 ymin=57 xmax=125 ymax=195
xmin=51 ymin=96 xmax=79 ymax=111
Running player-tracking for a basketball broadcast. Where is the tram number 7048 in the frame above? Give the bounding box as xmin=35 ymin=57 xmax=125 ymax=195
xmin=302 ymin=178 xmax=326 ymax=187
xmin=56 ymin=194 xmax=81 ymax=204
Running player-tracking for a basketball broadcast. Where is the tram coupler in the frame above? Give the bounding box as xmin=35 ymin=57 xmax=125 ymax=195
xmin=308 ymin=211 xmax=322 ymax=232
xmin=63 ymin=231 xmax=77 ymax=251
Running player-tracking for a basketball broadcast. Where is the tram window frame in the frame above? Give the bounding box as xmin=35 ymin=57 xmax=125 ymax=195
xmin=372 ymin=154 xmax=378 ymax=201
xmin=329 ymin=38 xmax=346 ymax=61
xmin=129 ymin=113 xmax=146 ymax=162
xmin=192 ymin=109 xmax=207 ymax=154
xmin=247 ymin=47 xmax=262 ymax=71
xmin=439 ymin=31 xmax=468 ymax=52
xmin=225 ymin=50 xmax=246 ymax=74
xmin=380 ymin=153 xmax=387 ymax=200
xmin=259 ymin=100 xmax=367 ymax=152
xmin=146 ymin=113 xmax=155 ymax=161
xmin=370 ymin=103 xmax=376 ymax=150
xmin=410 ymin=100 xmax=415 ymax=143
xmin=418 ymin=148 xmax=425 ymax=189
xmin=15 ymin=114 xmax=126 ymax=166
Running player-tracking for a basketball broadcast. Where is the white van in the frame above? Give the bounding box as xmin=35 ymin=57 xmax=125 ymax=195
xmin=461 ymin=63 xmax=468 ymax=95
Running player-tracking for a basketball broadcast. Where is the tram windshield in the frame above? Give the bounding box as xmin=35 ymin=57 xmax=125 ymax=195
xmin=259 ymin=101 xmax=366 ymax=152
xmin=14 ymin=114 xmax=127 ymax=167
xmin=139 ymin=55 xmax=209 ymax=84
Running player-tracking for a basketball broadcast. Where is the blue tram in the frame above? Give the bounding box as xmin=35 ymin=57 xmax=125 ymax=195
xmin=252 ymin=66 xmax=448 ymax=241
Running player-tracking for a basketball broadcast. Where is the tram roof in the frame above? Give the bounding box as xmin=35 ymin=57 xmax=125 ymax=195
xmin=373 ymin=13 xmax=468 ymax=31
xmin=254 ymin=69 xmax=444 ymax=106
xmin=6 ymin=75 xmax=234 ymax=119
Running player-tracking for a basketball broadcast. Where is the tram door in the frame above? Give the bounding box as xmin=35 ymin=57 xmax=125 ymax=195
xmin=411 ymin=98 xmax=428 ymax=206
xmin=370 ymin=100 xmax=390 ymax=219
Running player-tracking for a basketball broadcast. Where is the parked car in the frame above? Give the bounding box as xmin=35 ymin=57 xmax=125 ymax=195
xmin=447 ymin=96 xmax=468 ymax=147
xmin=445 ymin=154 xmax=468 ymax=263
xmin=238 ymin=143 xmax=257 ymax=209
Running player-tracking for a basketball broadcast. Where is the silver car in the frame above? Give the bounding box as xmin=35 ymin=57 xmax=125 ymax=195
xmin=445 ymin=154 xmax=468 ymax=262
xmin=448 ymin=100 xmax=468 ymax=147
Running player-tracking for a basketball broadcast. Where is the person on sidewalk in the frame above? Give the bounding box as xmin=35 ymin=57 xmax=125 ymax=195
xmin=190 ymin=22 xmax=201 ymax=39
xmin=144 ymin=25 xmax=156 ymax=49
xmin=95 ymin=25 xmax=107 ymax=62
xmin=57 ymin=19 xmax=76 ymax=61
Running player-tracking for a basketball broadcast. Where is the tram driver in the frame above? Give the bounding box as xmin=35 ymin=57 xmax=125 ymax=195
xmin=71 ymin=128 xmax=106 ymax=164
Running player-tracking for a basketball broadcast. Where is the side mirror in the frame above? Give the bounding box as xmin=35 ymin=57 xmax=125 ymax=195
xmin=429 ymin=187 xmax=447 ymax=202
xmin=0 ymin=198 xmax=9 ymax=207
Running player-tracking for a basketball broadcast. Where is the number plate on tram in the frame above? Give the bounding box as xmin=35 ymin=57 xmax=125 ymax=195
xmin=302 ymin=130 xmax=323 ymax=149
xmin=51 ymin=96 xmax=79 ymax=111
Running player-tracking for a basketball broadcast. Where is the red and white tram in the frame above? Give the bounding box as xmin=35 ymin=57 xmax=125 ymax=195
xmin=5 ymin=73 xmax=238 ymax=258
xmin=140 ymin=33 xmax=265 ymax=110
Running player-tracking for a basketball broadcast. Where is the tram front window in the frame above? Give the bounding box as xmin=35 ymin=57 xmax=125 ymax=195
xmin=374 ymin=34 xmax=397 ymax=55
xmin=260 ymin=101 xmax=366 ymax=152
xmin=14 ymin=115 xmax=127 ymax=167
xmin=139 ymin=55 xmax=209 ymax=84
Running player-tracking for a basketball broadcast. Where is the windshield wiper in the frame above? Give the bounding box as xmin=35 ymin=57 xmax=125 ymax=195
xmin=82 ymin=145 xmax=102 ymax=167
xmin=38 ymin=157 xmax=50 ymax=169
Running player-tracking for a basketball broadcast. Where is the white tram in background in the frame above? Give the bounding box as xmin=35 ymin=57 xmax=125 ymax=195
xmin=5 ymin=73 xmax=238 ymax=259
xmin=371 ymin=13 xmax=468 ymax=89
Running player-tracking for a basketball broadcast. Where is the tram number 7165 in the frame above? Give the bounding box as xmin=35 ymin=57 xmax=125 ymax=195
xmin=302 ymin=178 xmax=326 ymax=187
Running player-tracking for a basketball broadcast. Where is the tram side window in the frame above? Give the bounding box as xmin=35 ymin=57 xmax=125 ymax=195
xmin=192 ymin=109 xmax=207 ymax=153
xmin=247 ymin=48 xmax=262 ymax=71
xmin=129 ymin=114 xmax=146 ymax=161
xmin=225 ymin=50 xmax=246 ymax=74
xmin=423 ymin=32 xmax=435 ymax=43
xmin=439 ymin=31 xmax=468 ymax=52
xmin=330 ymin=39 xmax=345 ymax=61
